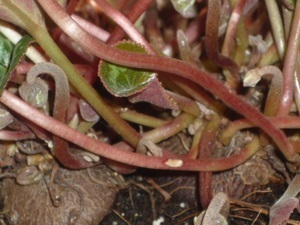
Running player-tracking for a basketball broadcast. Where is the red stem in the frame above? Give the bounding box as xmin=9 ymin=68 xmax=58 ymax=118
xmin=222 ymin=0 xmax=248 ymax=57
xmin=52 ymin=0 xmax=79 ymax=41
xmin=26 ymin=62 xmax=91 ymax=169
xmin=223 ymin=116 xmax=300 ymax=136
xmin=95 ymin=0 xmax=154 ymax=53
xmin=198 ymin=118 xmax=220 ymax=208
xmin=71 ymin=14 xmax=110 ymax=42
xmin=277 ymin=0 xmax=300 ymax=116
xmin=36 ymin=0 xmax=298 ymax=162
xmin=106 ymin=0 xmax=153 ymax=44
xmin=0 ymin=90 xmax=260 ymax=172
xmin=0 ymin=130 xmax=35 ymax=140
xmin=205 ymin=0 xmax=239 ymax=75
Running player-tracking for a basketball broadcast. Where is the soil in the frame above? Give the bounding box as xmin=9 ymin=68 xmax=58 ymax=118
xmin=100 ymin=170 xmax=199 ymax=225
xmin=100 ymin=134 xmax=291 ymax=225
xmin=0 ymin=164 xmax=119 ymax=225
xmin=0 ymin=134 xmax=295 ymax=225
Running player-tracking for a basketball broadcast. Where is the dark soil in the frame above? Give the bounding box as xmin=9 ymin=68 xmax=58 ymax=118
xmin=100 ymin=170 xmax=199 ymax=225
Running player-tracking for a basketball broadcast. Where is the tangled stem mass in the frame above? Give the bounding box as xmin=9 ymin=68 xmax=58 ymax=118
xmin=1 ymin=1 xmax=300 ymax=223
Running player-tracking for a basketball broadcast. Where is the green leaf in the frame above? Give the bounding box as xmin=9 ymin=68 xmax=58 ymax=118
xmin=0 ymin=34 xmax=13 ymax=92
xmin=99 ymin=41 xmax=156 ymax=97
xmin=7 ymin=35 xmax=33 ymax=74
xmin=0 ymin=34 xmax=33 ymax=94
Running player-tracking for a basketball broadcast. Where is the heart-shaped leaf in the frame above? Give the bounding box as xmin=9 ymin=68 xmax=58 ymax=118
xmin=99 ymin=41 xmax=156 ymax=97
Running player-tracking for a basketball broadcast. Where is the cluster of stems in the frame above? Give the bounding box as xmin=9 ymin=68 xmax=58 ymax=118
xmin=0 ymin=0 xmax=300 ymax=184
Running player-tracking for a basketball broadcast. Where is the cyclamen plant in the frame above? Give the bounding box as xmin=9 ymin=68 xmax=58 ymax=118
xmin=0 ymin=0 xmax=299 ymax=224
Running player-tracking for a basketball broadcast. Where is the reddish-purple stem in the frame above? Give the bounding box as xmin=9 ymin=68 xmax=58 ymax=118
xmin=26 ymin=62 xmax=91 ymax=169
xmin=52 ymin=0 xmax=79 ymax=41
xmin=0 ymin=130 xmax=35 ymax=140
xmin=71 ymin=14 xmax=110 ymax=42
xmin=162 ymin=74 xmax=225 ymax=113
xmin=0 ymin=90 xmax=260 ymax=172
xmin=222 ymin=0 xmax=248 ymax=57
xmin=106 ymin=0 xmax=153 ymax=44
xmin=277 ymin=0 xmax=300 ymax=116
xmin=205 ymin=0 xmax=239 ymax=75
xmin=37 ymin=0 xmax=298 ymax=162
xmin=198 ymin=119 xmax=220 ymax=209
xmin=95 ymin=0 xmax=154 ymax=53
xmin=225 ymin=117 xmax=300 ymax=133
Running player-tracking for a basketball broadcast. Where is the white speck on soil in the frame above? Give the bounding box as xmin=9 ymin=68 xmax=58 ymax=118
xmin=152 ymin=216 xmax=165 ymax=225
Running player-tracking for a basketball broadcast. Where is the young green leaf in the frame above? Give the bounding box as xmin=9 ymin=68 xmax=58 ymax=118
xmin=0 ymin=33 xmax=13 ymax=81
xmin=99 ymin=41 xmax=156 ymax=97
xmin=0 ymin=34 xmax=33 ymax=95
xmin=7 ymin=35 xmax=33 ymax=75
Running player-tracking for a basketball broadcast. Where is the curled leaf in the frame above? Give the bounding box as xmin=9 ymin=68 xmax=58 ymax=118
xmin=99 ymin=41 xmax=156 ymax=97
xmin=79 ymin=99 xmax=99 ymax=122
xmin=19 ymin=78 xmax=49 ymax=108
xmin=0 ymin=108 xmax=13 ymax=129
xmin=16 ymin=166 xmax=44 ymax=185
xmin=243 ymin=66 xmax=283 ymax=116
xmin=25 ymin=62 xmax=93 ymax=169
xmin=17 ymin=140 xmax=46 ymax=155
